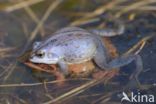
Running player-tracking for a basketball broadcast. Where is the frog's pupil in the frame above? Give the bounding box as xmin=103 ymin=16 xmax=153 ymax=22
xmin=36 ymin=51 xmax=44 ymax=57
xmin=38 ymin=53 xmax=43 ymax=57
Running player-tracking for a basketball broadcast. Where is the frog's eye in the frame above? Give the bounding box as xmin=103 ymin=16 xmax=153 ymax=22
xmin=36 ymin=51 xmax=45 ymax=58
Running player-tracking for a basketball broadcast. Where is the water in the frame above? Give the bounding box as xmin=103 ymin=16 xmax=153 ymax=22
xmin=0 ymin=1 xmax=156 ymax=104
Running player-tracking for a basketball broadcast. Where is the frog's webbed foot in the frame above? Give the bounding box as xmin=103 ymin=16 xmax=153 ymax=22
xmin=129 ymin=55 xmax=143 ymax=88
xmin=90 ymin=20 xmax=125 ymax=37
xmin=94 ymin=54 xmax=143 ymax=88
xmin=58 ymin=60 xmax=69 ymax=76
xmin=110 ymin=55 xmax=143 ymax=88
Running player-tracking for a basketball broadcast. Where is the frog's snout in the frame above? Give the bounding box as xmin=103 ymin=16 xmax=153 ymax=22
xmin=29 ymin=55 xmax=37 ymax=63
xmin=29 ymin=53 xmax=35 ymax=61
xmin=29 ymin=55 xmax=33 ymax=60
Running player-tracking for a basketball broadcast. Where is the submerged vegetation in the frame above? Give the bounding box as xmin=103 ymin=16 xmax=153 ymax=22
xmin=0 ymin=0 xmax=156 ymax=104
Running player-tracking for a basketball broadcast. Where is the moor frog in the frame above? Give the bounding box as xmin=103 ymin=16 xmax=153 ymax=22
xmin=29 ymin=25 xmax=143 ymax=81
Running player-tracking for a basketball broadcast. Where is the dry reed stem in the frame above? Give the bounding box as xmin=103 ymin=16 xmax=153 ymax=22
xmin=4 ymin=0 xmax=45 ymax=12
xmin=22 ymin=2 xmax=45 ymax=37
xmin=92 ymin=92 xmax=113 ymax=104
xmin=3 ymin=61 xmax=17 ymax=81
xmin=114 ymin=6 xmax=156 ymax=11
xmin=0 ymin=78 xmax=91 ymax=87
xmin=21 ymin=22 xmax=29 ymax=37
xmin=0 ymin=47 xmax=15 ymax=52
xmin=22 ymin=0 xmax=63 ymax=53
xmin=124 ymin=34 xmax=156 ymax=56
xmin=0 ymin=64 xmax=13 ymax=79
xmin=70 ymin=0 xmax=156 ymax=26
xmin=70 ymin=0 xmax=125 ymax=26
xmin=69 ymin=18 xmax=100 ymax=27
xmin=28 ymin=0 xmax=63 ymax=43
xmin=78 ymin=93 xmax=104 ymax=98
xmin=0 ymin=54 xmax=13 ymax=59
xmin=0 ymin=47 xmax=15 ymax=58
xmin=0 ymin=93 xmax=28 ymax=104
xmin=115 ymin=0 xmax=156 ymax=17
xmin=43 ymin=79 xmax=101 ymax=104
xmin=43 ymin=70 xmax=118 ymax=104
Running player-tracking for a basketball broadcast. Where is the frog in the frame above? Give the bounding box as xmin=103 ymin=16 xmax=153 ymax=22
xmin=29 ymin=24 xmax=143 ymax=82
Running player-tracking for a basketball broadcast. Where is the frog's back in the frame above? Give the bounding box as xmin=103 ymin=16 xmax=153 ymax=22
xmin=36 ymin=27 xmax=95 ymax=50
xmin=61 ymin=35 xmax=97 ymax=64
xmin=36 ymin=27 xmax=100 ymax=64
xmin=53 ymin=27 xmax=97 ymax=64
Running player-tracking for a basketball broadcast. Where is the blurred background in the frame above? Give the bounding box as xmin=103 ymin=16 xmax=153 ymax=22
xmin=0 ymin=0 xmax=156 ymax=104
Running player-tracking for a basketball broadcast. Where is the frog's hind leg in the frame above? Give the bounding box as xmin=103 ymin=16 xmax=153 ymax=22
xmin=129 ymin=55 xmax=143 ymax=88
xmin=90 ymin=22 xmax=125 ymax=37
xmin=94 ymin=51 xmax=143 ymax=87
xmin=109 ymin=55 xmax=143 ymax=87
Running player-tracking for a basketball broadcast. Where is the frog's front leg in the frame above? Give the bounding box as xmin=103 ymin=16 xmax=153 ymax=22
xmin=58 ymin=60 xmax=69 ymax=76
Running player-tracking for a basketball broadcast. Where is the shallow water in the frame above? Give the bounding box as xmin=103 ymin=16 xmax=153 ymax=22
xmin=0 ymin=0 xmax=156 ymax=104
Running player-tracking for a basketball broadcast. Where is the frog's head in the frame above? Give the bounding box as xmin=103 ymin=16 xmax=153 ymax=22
xmin=29 ymin=43 xmax=60 ymax=64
